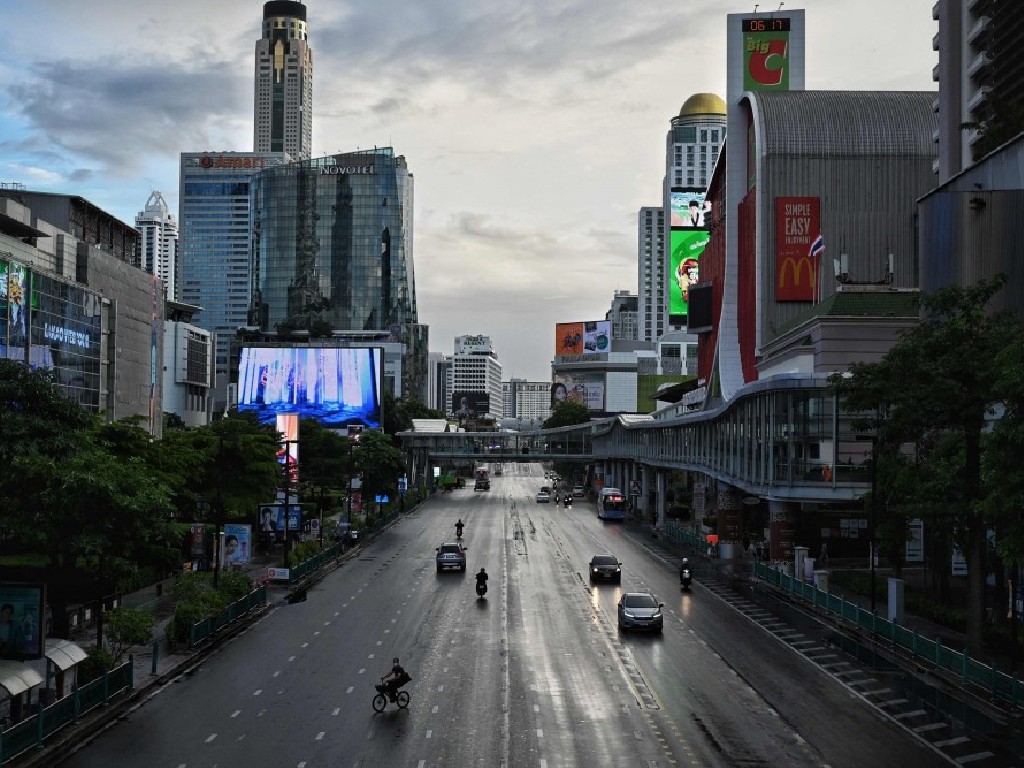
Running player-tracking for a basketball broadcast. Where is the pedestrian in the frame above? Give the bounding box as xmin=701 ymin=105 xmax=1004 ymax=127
xmin=819 ymin=542 xmax=829 ymax=565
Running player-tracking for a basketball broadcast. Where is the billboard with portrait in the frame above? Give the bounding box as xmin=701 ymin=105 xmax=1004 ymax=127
xmin=670 ymin=191 xmax=713 ymax=229
xmin=237 ymin=346 xmax=382 ymax=429
xmin=221 ymin=524 xmax=252 ymax=568
xmin=257 ymin=504 xmax=304 ymax=535
xmin=0 ymin=583 xmax=46 ymax=660
xmin=551 ymin=374 xmax=605 ymax=411
xmin=451 ymin=391 xmax=490 ymax=416
xmin=554 ymin=321 xmax=611 ymax=357
xmin=669 ymin=230 xmax=711 ymax=318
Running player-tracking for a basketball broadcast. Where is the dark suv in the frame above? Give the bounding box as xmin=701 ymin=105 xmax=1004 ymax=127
xmin=436 ymin=542 xmax=468 ymax=572
xmin=474 ymin=478 xmax=490 ymax=491
xmin=589 ymin=554 xmax=622 ymax=583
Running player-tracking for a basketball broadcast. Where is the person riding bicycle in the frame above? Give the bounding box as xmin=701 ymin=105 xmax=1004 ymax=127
xmin=382 ymin=656 xmax=410 ymax=700
xmin=455 ymin=519 xmax=465 ymax=539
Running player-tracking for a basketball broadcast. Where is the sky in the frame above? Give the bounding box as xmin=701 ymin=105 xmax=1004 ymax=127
xmin=0 ymin=1 xmax=937 ymax=382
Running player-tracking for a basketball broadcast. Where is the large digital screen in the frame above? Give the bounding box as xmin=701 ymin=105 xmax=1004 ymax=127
xmin=451 ymin=391 xmax=490 ymax=416
xmin=551 ymin=374 xmax=605 ymax=411
xmin=669 ymin=230 xmax=711 ymax=318
xmin=554 ymin=321 xmax=611 ymax=357
xmin=237 ymin=347 xmax=381 ymax=428
xmin=670 ymin=191 xmax=712 ymax=228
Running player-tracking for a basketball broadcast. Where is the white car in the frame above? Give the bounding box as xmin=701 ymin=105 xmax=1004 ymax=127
xmin=572 ymin=485 xmax=585 ymax=497
xmin=536 ymin=491 xmax=551 ymax=503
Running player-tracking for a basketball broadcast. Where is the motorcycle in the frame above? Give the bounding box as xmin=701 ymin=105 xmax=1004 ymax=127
xmin=680 ymin=567 xmax=693 ymax=591
xmin=563 ymin=497 xmax=572 ymax=510
xmin=372 ymin=678 xmax=410 ymax=712
xmin=476 ymin=581 xmax=488 ymax=599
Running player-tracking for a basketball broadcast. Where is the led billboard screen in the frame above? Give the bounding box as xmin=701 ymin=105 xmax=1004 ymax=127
xmin=669 ymin=230 xmax=711 ymax=318
xmin=554 ymin=321 xmax=611 ymax=357
xmin=670 ymin=191 xmax=712 ymax=228
xmin=238 ymin=347 xmax=381 ymax=429
xmin=451 ymin=391 xmax=490 ymax=416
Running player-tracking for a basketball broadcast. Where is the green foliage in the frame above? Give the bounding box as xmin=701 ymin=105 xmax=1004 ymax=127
xmin=383 ymin=393 xmax=443 ymax=436
xmin=543 ymin=400 xmax=591 ymax=429
xmin=165 ymin=571 xmax=254 ymax=646
xmin=78 ymin=645 xmax=115 ymax=684
xmin=105 ymin=607 xmax=155 ymax=663
xmin=354 ymin=429 xmax=406 ymax=503
xmin=286 ymin=540 xmax=321 ymax=567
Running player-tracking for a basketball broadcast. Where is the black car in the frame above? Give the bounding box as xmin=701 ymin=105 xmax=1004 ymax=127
xmin=474 ymin=478 xmax=490 ymax=491
xmin=589 ymin=554 xmax=622 ymax=583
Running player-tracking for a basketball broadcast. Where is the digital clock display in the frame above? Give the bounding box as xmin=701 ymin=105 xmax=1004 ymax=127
xmin=742 ymin=17 xmax=791 ymax=32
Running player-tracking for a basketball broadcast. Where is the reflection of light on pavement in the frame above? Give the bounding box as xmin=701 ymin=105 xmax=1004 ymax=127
xmin=679 ymin=594 xmax=691 ymax=620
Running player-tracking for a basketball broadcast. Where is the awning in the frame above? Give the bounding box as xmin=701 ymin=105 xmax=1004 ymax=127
xmin=45 ymin=639 xmax=87 ymax=672
xmin=0 ymin=661 xmax=43 ymax=697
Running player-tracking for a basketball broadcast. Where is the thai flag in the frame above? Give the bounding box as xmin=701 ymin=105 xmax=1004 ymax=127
xmin=809 ymin=234 xmax=825 ymax=260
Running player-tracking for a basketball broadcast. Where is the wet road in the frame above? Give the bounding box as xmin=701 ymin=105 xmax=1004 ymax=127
xmin=62 ymin=463 xmax=949 ymax=767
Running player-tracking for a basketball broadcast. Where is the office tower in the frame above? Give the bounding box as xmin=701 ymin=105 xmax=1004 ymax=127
xmin=249 ymin=148 xmax=416 ymax=334
xmin=503 ymin=378 xmax=552 ymax=422
xmin=933 ymin=0 xmax=1024 ymax=183
xmin=606 ymin=289 xmax=638 ymax=341
xmin=135 ymin=191 xmax=178 ymax=299
xmin=178 ymin=151 xmax=290 ymax=401
xmin=428 ymin=352 xmax=450 ymax=412
xmin=451 ymin=335 xmax=503 ymax=420
xmin=637 ymin=206 xmax=665 ymax=343
xmin=254 ymin=1 xmax=313 ymax=161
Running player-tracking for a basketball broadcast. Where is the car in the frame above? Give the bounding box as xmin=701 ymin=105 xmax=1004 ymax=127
xmin=572 ymin=485 xmax=585 ymax=497
xmin=589 ymin=554 xmax=621 ymax=583
xmin=474 ymin=478 xmax=490 ymax=491
xmin=435 ymin=542 xmax=467 ymax=572
xmin=617 ymin=592 xmax=664 ymax=632
xmin=536 ymin=491 xmax=551 ymax=503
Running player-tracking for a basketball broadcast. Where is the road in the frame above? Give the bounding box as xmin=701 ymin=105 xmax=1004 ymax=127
xmin=62 ymin=463 xmax=948 ymax=767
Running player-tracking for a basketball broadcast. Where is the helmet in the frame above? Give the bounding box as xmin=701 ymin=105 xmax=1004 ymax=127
xmin=681 ymin=558 xmax=689 ymax=565
xmin=393 ymin=657 xmax=399 ymax=664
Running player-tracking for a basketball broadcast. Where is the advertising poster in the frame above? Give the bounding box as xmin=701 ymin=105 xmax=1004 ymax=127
xmin=775 ymin=197 xmax=820 ymax=302
xmin=0 ymin=583 xmax=45 ymax=660
xmin=222 ymin=524 xmax=252 ymax=568
xmin=188 ymin=524 xmax=207 ymax=558
xmin=0 ymin=260 xmax=28 ymax=360
xmin=551 ymin=375 xmax=605 ymax=411
xmin=743 ymin=18 xmax=791 ymax=91
xmin=670 ymin=191 xmax=712 ymax=228
xmin=276 ymin=412 xmax=300 ymax=484
xmin=669 ymin=230 xmax=711 ymax=317
xmin=258 ymin=504 xmax=303 ymax=535
xmin=555 ymin=322 xmax=584 ymax=356
xmin=555 ymin=321 xmax=610 ymax=357
xmin=451 ymin=391 xmax=490 ymax=416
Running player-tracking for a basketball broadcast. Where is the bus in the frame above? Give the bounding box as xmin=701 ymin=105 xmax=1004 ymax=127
xmin=597 ymin=488 xmax=628 ymax=520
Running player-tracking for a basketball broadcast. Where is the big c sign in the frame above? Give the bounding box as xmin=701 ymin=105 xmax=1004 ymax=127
xmin=743 ymin=20 xmax=791 ymax=91
xmin=775 ymin=197 xmax=820 ymax=302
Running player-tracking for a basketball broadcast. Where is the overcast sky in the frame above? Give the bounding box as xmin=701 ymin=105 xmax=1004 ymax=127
xmin=1 ymin=1 xmax=936 ymax=382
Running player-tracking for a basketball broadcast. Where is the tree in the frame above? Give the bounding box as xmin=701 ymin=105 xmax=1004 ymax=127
xmin=105 ymin=607 xmax=155 ymax=664
xmin=383 ymin=395 xmax=443 ymax=437
xmin=353 ymin=429 xmax=406 ymax=510
xmin=543 ymin=400 xmax=591 ymax=429
xmin=830 ymin=276 xmax=1017 ymax=654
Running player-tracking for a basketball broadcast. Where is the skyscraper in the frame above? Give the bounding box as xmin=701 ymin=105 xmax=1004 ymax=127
xmin=637 ymin=206 xmax=665 ymax=343
xmin=254 ymin=1 xmax=313 ymax=161
xmin=135 ymin=191 xmax=178 ymax=299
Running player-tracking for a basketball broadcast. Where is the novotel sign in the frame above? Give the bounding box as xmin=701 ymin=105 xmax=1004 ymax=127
xmin=319 ymin=165 xmax=376 ymax=176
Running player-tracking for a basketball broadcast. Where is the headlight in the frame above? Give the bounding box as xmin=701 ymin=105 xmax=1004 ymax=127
xmin=614 ymin=567 xmax=621 ymax=572
xmin=623 ymin=611 xmax=634 ymax=618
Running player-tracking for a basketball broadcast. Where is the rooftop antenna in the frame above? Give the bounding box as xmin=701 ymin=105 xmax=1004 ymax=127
xmin=753 ymin=4 xmax=759 ymax=11
xmin=778 ymin=2 xmax=784 ymax=10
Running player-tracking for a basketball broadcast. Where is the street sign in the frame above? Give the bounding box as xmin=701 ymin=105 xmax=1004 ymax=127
xmin=267 ymin=568 xmax=291 ymax=581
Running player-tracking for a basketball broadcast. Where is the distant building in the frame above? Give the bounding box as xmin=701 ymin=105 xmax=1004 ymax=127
xmin=450 ymin=335 xmax=503 ymax=420
xmin=606 ymin=289 xmax=638 ymax=341
xmin=637 ymin=206 xmax=665 ymax=343
xmin=254 ymin=0 xmax=313 ymax=161
xmin=163 ymin=300 xmax=214 ymax=427
xmin=503 ymin=378 xmax=551 ymax=421
xmin=135 ymin=191 xmax=178 ymax=300
xmin=428 ymin=352 xmax=450 ymax=412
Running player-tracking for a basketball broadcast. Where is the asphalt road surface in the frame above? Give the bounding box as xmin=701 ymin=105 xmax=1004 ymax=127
xmin=61 ymin=463 xmax=950 ymax=767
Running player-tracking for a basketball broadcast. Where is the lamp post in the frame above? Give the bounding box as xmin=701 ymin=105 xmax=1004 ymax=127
xmin=869 ymin=433 xmax=878 ymax=614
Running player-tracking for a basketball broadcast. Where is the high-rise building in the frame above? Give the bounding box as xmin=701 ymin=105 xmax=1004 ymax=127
xmin=502 ymin=379 xmax=551 ymax=422
xmin=427 ymin=352 xmax=450 ymax=413
xmin=249 ymin=149 xmax=416 ymax=335
xmin=177 ymin=151 xmax=290 ymax=402
xmin=606 ymin=289 xmax=638 ymax=341
xmin=254 ymin=1 xmax=313 ymax=161
xmin=933 ymin=0 xmax=1024 ymax=183
xmin=135 ymin=191 xmax=178 ymax=299
xmin=664 ymin=94 xmax=727 ymax=192
xmin=637 ymin=206 xmax=665 ymax=343
xmin=450 ymin=335 xmax=503 ymax=420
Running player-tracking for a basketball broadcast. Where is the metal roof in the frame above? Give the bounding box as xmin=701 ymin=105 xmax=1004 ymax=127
xmin=750 ymin=91 xmax=938 ymax=157
xmin=0 ymin=660 xmax=42 ymax=696
xmin=45 ymin=638 xmax=87 ymax=672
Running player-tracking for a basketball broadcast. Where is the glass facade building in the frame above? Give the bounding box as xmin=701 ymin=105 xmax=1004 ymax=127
xmin=250 ymin=148 xmax=416 ymax=334
xmin=178 ymin=152 xmax=290 ymax=384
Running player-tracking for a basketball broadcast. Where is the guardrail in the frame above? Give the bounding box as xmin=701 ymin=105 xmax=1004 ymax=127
xmin=752 ymin=560 xmax=1024 ymax=709
xmin=290 ymin=542 xmax=343 ymax=581
xmin=0 ymin=658 xmax=134 ymax=763
xmin=188 ymin=585 xmax=268 ymax=649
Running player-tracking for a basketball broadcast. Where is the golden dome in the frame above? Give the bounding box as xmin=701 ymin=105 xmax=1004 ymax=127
xmin=679 ymin=93 xmax=727 ymax=118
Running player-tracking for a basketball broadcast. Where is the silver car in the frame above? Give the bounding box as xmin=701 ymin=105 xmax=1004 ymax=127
xmin=617 ymin=592 xmax=664 ymax=632
xmin=435 ymin=542 xmax=467 ymax=572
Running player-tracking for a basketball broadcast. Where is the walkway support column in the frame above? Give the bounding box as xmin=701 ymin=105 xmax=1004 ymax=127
xmin=656 ymin=469 xmax=667 ymax=529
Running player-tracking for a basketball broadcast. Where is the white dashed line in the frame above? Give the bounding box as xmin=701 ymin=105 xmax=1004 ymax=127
xmin=301 ymin=642 xmax=309 ymax=648
xmin=537 ymin=729 xmax=543 ymax=738
xmin=288 ymin=656 xmax=296 ymax=662
xmin=273 ymin=671 xmax=280 ymax=677
xmin=333 ymin=707 xmax=341 ymax=714
xmin=315 ymin=731 xmax=325 ymax=740
xmin=426 ymin=730 xmax=432 ymax=739
xmin=253 ymin=690 xmax=263 ymax=696
xmin=205 ymin=733 xmax=217 ymax=743
xmin=231 ymin=710 xmax=241 ymax=718
xmin=345 ymin=687 xmax=353 ymax=694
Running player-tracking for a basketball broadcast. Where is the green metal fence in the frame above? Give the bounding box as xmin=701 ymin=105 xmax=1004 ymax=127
xmin=188 ymin=585 xmax=268 ymax=649
xmin=0 ymin=658 xmax=134 ymax=764
xmin=752 ymin=560 xmax=1024 ymax=709
xmin=291 ymin=542 xmax=343 ymax=581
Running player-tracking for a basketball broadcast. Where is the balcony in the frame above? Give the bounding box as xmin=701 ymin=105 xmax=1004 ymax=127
xmin=932 ymin=31 xmax=940 ymax=51
xmin=932 ymin=63 xmax=940 ymax=83
xmin=966 ymin=50 xmax=991 ymax=79
xmin=966 ymin=85 xmax=992 ymax=117
xmin=967 ymin=15 xmax=990 ymax=46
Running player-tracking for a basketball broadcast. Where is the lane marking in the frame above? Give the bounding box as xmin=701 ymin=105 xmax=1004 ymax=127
xmin=205 ymin=733 xmax=217 ymax=742
xmin=315 ymin=731 xmax=325 ymax=740
xmin=253 ymin=690 xmax=263 ymax=696
xmin=231 ymin=710 xmax=241 ymax=718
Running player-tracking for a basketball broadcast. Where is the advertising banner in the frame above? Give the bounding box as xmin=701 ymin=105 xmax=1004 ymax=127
xmin=554 ymin=321 xmax=610 ymax=357
xmin=221 ymin=524 xmax=252 ymax=568
xmin=257 ymin=504 xmax=303 ymax=535
xmin=742 ymin=17 xmax=792 ymax=91
xmin=670 ymin=191 xmax=712 ymax=228
xmin=669 ymin=230 xmax=711 ymax=318
xmin=551 ymin=375 xmax=605 ymax=411
xmin=0 ymin=583 xmax=45 ymax=659
xmin=775 ymin=197 xmax=820 ymax=302
xmin=452 ymin=391 xmax=490 ymax=416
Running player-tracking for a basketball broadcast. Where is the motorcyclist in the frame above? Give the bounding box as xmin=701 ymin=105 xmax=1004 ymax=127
xmin=382 ymin=656 xmax=409 ymax=700
xmin=455 ymin=519 xmax=465 ymax=539
xmin=679 ymin=557 xmax=691 ymax=579
xmin=475 ymin=567 xmax=489 ymax=595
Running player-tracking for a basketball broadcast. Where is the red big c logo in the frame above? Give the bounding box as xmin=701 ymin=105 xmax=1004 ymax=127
xmin=748 ymin=38 xmax=788 ymax=87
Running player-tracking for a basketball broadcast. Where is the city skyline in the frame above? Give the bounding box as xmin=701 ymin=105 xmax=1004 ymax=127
xmin=0 ymin=1 xmax=936 ymax=382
